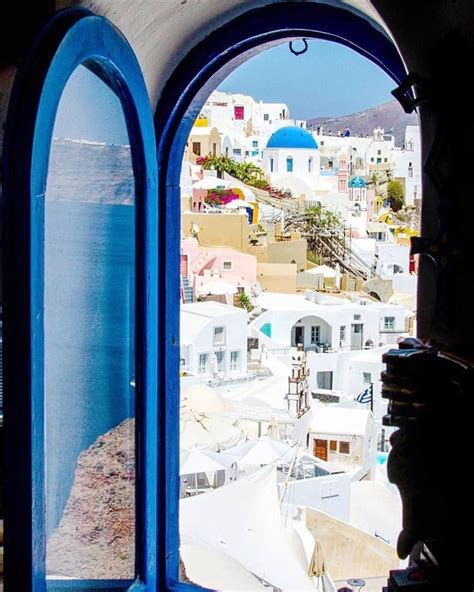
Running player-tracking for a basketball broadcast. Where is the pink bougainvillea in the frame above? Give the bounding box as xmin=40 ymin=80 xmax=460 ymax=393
xmin=205 ymin=189 xmax=240 ymax=206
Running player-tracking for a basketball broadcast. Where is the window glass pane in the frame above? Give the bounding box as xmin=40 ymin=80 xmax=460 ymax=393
xmin=44 ymin=65 xmax=135 ymax=582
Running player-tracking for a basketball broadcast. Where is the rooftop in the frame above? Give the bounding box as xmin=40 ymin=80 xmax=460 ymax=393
xmin=266 ymin=126 xmax=318 ymax=150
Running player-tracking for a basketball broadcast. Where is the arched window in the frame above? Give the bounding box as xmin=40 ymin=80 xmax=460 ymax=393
xmin=2 ymin=2 xmax=412 ymax=589
xmin=286 ymin=156 xmax=293 ymax=172
xmin=270 ymin=157 xmax=274 ymax=172
xmin=3 ymin=10 xmax=158 ymax=588
xmin=308 ymin=157 xmax=313 ymax=172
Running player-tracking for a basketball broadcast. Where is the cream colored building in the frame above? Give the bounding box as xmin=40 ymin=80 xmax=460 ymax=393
xmin=257 ymin=263 xmax=297 ymax=293
xmin=185 ymin=125 xmax=222 ymax=161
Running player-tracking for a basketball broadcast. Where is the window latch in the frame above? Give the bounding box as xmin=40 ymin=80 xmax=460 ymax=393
xmin=392 ymin=72 xmax=430 ymax=113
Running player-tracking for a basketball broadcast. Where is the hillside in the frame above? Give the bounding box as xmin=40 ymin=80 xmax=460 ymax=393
xmin=307 ymin=100 xmax=418 ymax=145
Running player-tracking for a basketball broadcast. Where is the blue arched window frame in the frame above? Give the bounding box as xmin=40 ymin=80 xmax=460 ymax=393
xmin=153 ymin=2 xmax=409 ymax=586
xmin=1 ymin=3 xmax=412 ymax=591
xmin=2 ymin=10 xmax=159 ymax=591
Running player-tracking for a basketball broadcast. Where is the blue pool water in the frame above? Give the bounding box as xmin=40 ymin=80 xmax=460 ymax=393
xmin=377 ymin=452 xmax=389 ymax=465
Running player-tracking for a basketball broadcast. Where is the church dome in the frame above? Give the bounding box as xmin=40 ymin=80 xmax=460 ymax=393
xmin=349 ymin=176 xmax=367 ymax=188
xmin=266 ymin=126 xmax=318 ymax=150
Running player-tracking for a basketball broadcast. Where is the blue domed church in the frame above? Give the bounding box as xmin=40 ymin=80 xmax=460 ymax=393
xmin=262 ymin=125 xmax=321 ymax=199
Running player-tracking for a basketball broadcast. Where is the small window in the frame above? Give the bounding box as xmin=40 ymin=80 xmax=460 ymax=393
xmin=377 ymin=149 xmax=381 ymax=155
xmin=308 ymin=157 xmax=313 ymax=173
xmin=215 ymin=350 xmax=225 ymax=372
xmin=252 ymin=140 xmax=258 ymax=148
xmin=384 ymin=316 xmax=395 ymax=330
xmin=370 ymin=157 xmax=374 ymax=162
xmin=212 ymin=142 xmax=217 ymax=156
xmin=384 ymin=157 xmax=388 ymax=162
xmin=339 ymin=441 xmax=350 ymax=454
xmin=222 ymin=260 xmax=233 ymax=271
xmin=213 ymin=326 xmax=225 ymax=345
xmin=234 ymin=105 xmax=244 ymax=120
xmin=199 ymin=353 xmax=209 ymax=374
xmin=354 ymin=314 xmax=361 ymax=321
xmin=330 ymin=440 xmax=337 ymax=452
xmin=340 ymin=326 xmax=346 ymax=342
xmin=286 ymin=156 xmax=293 ymax=172
xmin=270 ymin=157 xmax=274 ymax=173
xmin=192 ymin=141 xmax=201 ymax=156
xmin=310 ymin=325 xmax=320 ymax=344
xmin=233 ymin=148 xmax=241 ymax=155
xmin=263 ymin=113 xmax=269 ymax=121
xmin=408 ymin=162 xmax=413 ymax=178
xmin=230 ymin=351 xmax=240 ymax=372
xmin=363 ymin=372 xmax=372 ymax=384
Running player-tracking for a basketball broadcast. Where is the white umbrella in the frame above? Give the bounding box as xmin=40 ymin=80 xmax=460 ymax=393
xmin=180 ymin=447 xmax=234 ymax=496
xmin=180 ymin=411 xmax=246 ymax=452
xmin=308 ymin=539 xmax=327 ymax=591
xmin=180 ymin=448 xmax=234 ymax=476
xmin=192 ymin=177 xmax=230 ymax=190
xmin=197 ymin=279 xmax=238 ymax=296
xmin=180 ymin=544 xmax=266 ymax=590
xmin=223 ymin=436 xmax=295 ymax=466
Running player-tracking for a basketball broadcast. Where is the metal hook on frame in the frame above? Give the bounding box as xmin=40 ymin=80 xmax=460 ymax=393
xmin=289 ymin=39 xmax=308 ymax=56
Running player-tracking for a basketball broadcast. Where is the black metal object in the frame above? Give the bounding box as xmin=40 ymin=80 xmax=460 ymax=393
xmin=382 ymin=338 xmax=474 ymax=590
xmin=289 ymin=38 xmax=308 ymax=56
xmin=391 ymin=72 xmax=430 ymax=113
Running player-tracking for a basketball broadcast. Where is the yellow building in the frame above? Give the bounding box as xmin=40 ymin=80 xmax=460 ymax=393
xmin=257 ymin=263 xmax=297 ymax=293
xmin=184 ymin=126 xmax=221 ymax=162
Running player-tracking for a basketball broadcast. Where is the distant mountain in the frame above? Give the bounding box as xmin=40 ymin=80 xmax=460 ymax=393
xmin=307 ymin=100 xmax=418 ymax=145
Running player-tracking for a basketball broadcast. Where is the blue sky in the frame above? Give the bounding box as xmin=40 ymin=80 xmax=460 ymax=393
xmin=218 ymin=40 xmax=396 ymax=120
xmin=53 ymin=40 xmax=396 ymax=145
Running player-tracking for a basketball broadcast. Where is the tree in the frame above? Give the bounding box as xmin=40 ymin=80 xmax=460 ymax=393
xmin=234 ymin=291 xmax=254 ymax=312
xmin=387 ymin=180 xmax=405 ymax=212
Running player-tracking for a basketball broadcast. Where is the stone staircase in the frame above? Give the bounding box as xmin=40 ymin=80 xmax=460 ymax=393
xmin=181 ymin=276 xmax=194 ymax=303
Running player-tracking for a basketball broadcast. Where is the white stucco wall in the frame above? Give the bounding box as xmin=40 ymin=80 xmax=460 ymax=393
xmin=263 ymin=147 xmax=321 ymax=190
xmin=181 ymin=303 xmax=248 ymax=379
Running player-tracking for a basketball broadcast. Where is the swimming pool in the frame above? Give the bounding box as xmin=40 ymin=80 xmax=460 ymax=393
xmin=377 ymin=451 xmax=389 ymax=465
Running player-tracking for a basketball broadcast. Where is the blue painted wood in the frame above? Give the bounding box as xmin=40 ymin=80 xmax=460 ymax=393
xmin=154 ymin=3 xmax=408 ymax=590
xmin=2 ymin=8 xmax=158 ymax=591
xmin=46 ymin=581 xmax=135 ymax=591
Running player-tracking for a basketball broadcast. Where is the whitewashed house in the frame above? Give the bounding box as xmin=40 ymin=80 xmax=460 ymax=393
xmin=391 ymin=125 xmax=422 ymax=207
xmin=307 ymin=405 xmax=376 ymax=479
xmin=180 ymin=302 xmax=247 ymax=381
xmin=251 ymin=291 xmax=409 ymax=354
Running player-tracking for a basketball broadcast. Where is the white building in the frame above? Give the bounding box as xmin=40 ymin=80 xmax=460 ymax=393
xmin=307 ymin=405 xmax=377 ymax=479
xmin=376 ymin=243 xmax=410 ymax=277
xmin=366 ymin=127 xmax=394 ymax=167
xmin=391 ymin=125 xmax=422 ymax=206
xmin=262 ymin=126 xmax=321 ymax=199
xmin=180 ymin=302 xmax=248 ymax=380
xmin=251 ymin=291 xmax=409 ymax=354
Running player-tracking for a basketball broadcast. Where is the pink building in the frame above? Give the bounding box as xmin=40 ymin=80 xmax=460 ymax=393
xmin=338 ymin=152 xmax=348 ymax=192
xmin=180 ymin=237 xmax=258 ymax=303
xmin=365 ymin=189 xmax=378 ymax=222
xmin=192 ymin=188 xmax=207 ymax=212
